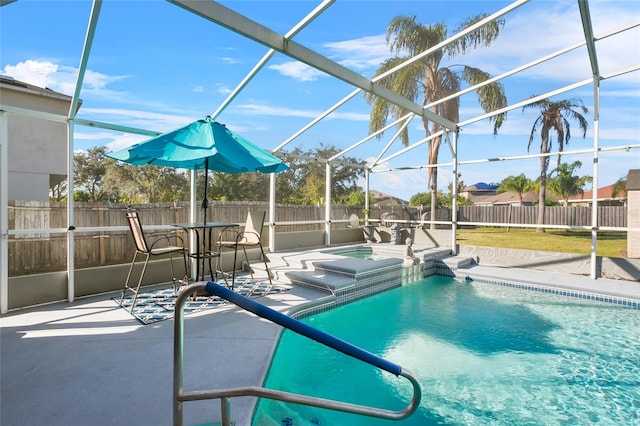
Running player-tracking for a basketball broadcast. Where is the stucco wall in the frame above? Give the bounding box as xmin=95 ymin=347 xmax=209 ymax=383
xmin=1 ymin=79 xmax=71 ymax=201
xmin=628 ymin=191 xmax=640 ymax=258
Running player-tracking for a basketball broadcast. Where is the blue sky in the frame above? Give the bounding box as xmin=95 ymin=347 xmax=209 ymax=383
xmin=2 ymin=0 xmax=639 ymax=202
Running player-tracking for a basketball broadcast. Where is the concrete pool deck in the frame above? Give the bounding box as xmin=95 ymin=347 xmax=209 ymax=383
xmin=2 ymin=244 xmax=639 ymax=426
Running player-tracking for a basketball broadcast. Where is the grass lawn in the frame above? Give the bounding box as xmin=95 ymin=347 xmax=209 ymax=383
xmin=456 ymin=227 xmax=627 ymax=258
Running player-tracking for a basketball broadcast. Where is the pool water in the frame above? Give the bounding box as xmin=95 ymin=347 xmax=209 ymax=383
xmin=253 ymin=275 xmax=640 ymax=425
xmin=325 ymin=248 xmax=390 ymax=261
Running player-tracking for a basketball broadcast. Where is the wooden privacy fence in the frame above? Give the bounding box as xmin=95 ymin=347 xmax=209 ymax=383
xmin=7 ymin=201 xmax=627 ymax=276
xmin=7 ymin=201 xmax=371 ymax=275
xmin=456 ymin=205 xmax=627 ymax=227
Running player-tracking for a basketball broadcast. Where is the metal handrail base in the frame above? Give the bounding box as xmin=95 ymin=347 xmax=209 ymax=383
xmin=173 ymin=282 xmax=422 ymax=426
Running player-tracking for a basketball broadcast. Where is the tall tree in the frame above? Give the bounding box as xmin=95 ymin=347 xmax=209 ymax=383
xmin=188 ymin=144 xmax=366 ymax=205
xmin=103 ymin=162 xmax=189 ymax=203
xmin=365 ymin=14 xmax=507 ymax=229
xmin=74 ymin=146 xmax=109 ymax=202
xmin=547 ymin=161 xmax=592 ymax=206
xmin=278 ymin=145 xmax=366 ymax=205
xmin=207 ymin=172 xmax=270 ymax=202
xmin=523 ymin=98 xmax=588 ymax=230
xmin=498 ymin=173 xmax=534 ymax=206
xmin=50 ymin=179 xmax=67 ymax=201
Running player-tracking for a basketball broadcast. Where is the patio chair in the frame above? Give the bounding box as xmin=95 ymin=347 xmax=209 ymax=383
xmin=119 ymin=208 xmax=188 ymax=312
xmin=217 ymin=210 xmax=272 ymax=289
xmin=380 ymin=212 xmax=400 ymax=227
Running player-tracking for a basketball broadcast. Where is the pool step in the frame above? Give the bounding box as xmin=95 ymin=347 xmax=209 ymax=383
xmin=418 ymin=247 xmax=454 ymax=275
xmin=286 ymin=257 xmax=403 ymax=297
xmin=285 ymin=269 xmax=356 ymax=294
xmin=435 ymin=255 xmax=477 ymax=276
xmin=282 ymin=245 xmax=471 ymax=295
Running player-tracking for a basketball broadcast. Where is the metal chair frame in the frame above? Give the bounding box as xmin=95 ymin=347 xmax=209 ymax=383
xmin=120 ymin=209 xmax=188 ymax=312
xmin=217 ymin=210 xmax=272 ymax=289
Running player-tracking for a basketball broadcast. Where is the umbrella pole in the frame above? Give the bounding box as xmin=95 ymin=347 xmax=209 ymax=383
xmin=203 ymin=158 xmax=209 ymax=225
xmin=201 ymin=159 xmax=209 ymax=281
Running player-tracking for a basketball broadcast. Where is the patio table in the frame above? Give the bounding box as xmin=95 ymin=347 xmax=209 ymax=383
xmin=172 ymin=222 xmax=237 ymax=283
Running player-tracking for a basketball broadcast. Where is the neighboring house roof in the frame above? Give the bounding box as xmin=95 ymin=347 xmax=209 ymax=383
xmin=462 ymin=182 xmax=499 ymax=192
xmin=0 ymin=74 xmax=74 ymax=103
xmin=474 ymin=190 xmax=538 ymax=206
xmin=565 ymin=183 xmax=625 ymax=203
xmin=369 ymin=190 xmax=408 ymax=206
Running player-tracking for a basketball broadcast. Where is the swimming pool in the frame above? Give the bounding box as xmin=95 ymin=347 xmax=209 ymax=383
xmin=253 ymin=275 xmax=640 ymax=425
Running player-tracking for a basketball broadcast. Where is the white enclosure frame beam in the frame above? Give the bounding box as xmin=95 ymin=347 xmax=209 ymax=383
xmin=370 ymin=144 xmax=639 ymax=174
xmin=275 ymin=0 xmax=529 ymax=154
xmin=62 ymin=0 xmax=102 ymax=303
xmin=0 ymin=111 xmax=8 ymax=313
xmin=450 ymin=131 xmax=459 ymax=255
xmin=211 ymin=0 xmax=335 ymax=120
xmin=325 ymin=163 xmax=332 ymax=246
xmin=269 ymin=173 xmax=277 ymax=253
xmin=168 ymin=0 xmax=457 ymax=131
xmin=578 ymin=0 xmax=601 ymax=279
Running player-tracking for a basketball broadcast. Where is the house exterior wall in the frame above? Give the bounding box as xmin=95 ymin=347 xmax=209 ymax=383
xmin=629 ymin=191 xmax=640 ymax=257
xmin=1 ymin=77 xmax=72 ymax=201
xmin=627 ymin=170 xmax=640 ymax=258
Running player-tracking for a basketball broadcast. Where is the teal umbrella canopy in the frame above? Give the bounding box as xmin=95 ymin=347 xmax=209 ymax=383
xmin=108 ymin=117 xmax=288 ymax=174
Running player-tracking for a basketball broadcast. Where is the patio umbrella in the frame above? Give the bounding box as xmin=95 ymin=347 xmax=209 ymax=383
xmin=108 ymin=116 xmax=288 ymax=223
xmin=109 ymin=117 xmax=288 ymax=283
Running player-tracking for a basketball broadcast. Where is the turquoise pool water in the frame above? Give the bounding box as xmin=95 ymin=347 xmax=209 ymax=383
xmin=253 ymin=275 xmax=640 ymax=425
xmin=323 ymin=248 xmax=390 ymax=261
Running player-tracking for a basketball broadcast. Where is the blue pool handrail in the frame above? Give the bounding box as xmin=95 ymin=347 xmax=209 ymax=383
xmin=173 ymin=282 xmax=422 ymax=426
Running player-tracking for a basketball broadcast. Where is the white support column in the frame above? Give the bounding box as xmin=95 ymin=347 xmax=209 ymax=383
xmin=590 ymin=82 xmax=600 ymax=279
xmin=450 ymin=131 xmax=459 ymax=255
xmin=0 ymin=111 xmax=9 ymax=313
xmin=364 ymin=169 xmax=370 ymax=217
xmin=67 ymin=120 xmax=75 ymax=302
xmin=325 ymin=162 xmax=332 ymax=246
xmin=269 ymin=173 xmax=276 ymax=253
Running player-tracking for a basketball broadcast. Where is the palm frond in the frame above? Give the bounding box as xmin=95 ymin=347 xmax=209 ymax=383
xmin=462 ymin=66 xmax=508 ymax=134
xmin=527 ymin=117 xmax=542 ymax=152
xmin=447 ymin=15 xmax=505 ymax=57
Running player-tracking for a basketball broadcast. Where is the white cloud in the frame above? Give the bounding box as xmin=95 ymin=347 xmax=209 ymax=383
xmin=234 ymin=103 xmax=368 ymax=121
xmin=265 ymin=34 xmax=388 ymax=81
xmin=267 ymin=61 xmax=326 ymax=81
xmin=324 ymin=34 xmax=389 ymax=71
xmin=73 ymin=131 xmax=120 ymax=141
xmin=2 ymin=60 xmax=69 ymax=93
xmin=105 ymin=133 xmax=148 ymax=153
xmin=220 ymin=57 xmax=241 ymax=65
xmin=216 ymin=84 xmax=232 ymax=94
xmin=1 ymin=60 xmax=127 ymax=96
xmin=78 ymin=107 xmax=196 ymax=133
xmin=460 ymin=2 xmax=640 ymax=84
xmin=236 ymin=103 xmax=319 ymax=118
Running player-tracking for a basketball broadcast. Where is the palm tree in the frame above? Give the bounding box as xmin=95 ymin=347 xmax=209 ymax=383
xmin=497 ymin=173 xmax=534 ymax=206
xmin=547 ymin=161 xmax=592 ymax=206
xmin=523 ymin=98 xmax=588 ymax=231
xmin=611 ymin=176 xmax=627 ymax=200
xmin=365 ymin=14 xmax=507 ymax=229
